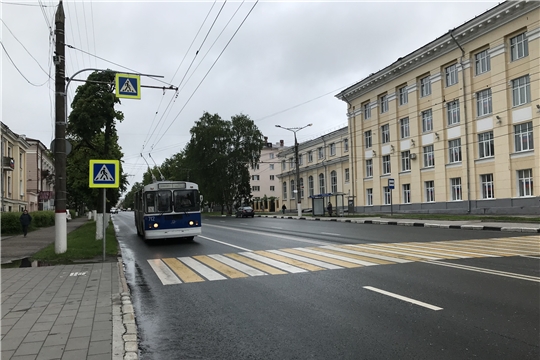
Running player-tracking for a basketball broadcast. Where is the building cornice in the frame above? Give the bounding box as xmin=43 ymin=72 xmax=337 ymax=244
xmin=336 ymin=0 xmax=540 ymax=103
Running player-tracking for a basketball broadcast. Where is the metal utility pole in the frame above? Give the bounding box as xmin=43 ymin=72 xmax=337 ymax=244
xmin=54 ymin=1 xmax=67 ymax=254
xmin=276 ymin=124 xmax=312 ymax=217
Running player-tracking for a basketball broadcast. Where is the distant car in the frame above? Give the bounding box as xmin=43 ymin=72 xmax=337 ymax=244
xmin=66 ymin=210 xmax=72 ymax=221
xmin=236 ymin=206 xmax=254 ymax=218
xmin=111 ymin=208 xmax=118 ymax=214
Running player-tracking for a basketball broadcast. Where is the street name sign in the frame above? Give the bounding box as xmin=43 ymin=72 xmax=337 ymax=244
xmin=89 ymin=160 xmax=120 ymax=188
xmin=115 ymin=73 xmax=141 ymax=99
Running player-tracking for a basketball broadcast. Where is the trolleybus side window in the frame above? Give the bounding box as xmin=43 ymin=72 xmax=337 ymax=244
xmin=145 ymin=193 xmax=156 ymax=213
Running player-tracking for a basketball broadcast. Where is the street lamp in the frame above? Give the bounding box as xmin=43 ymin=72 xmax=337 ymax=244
xmin=275 ymin=123 xmax=312 ymax=217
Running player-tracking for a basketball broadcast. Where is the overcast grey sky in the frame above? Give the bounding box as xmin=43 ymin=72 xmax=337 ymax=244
xmin=1 ymin=0 xmax=500 ymax=193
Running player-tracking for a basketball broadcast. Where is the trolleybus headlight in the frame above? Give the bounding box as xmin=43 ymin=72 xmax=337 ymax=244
xmin=189 ymin=220 xmax=194 ymax=226
xmin=153 ymin=223 xmax=159 ymax=228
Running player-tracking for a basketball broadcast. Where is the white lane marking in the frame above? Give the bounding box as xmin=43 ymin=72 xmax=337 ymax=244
xmin=271 ymin=227 xmax=283 ymax=229
xmin=147 ymin=259 xmax=182 ymax=285
xmin=178 ymin=257 xmax=227 ymax=281
xmin=445 ymin=242 xmax=536 ymax=255
xmin=239 ymin=252 xmax=307 ymax=273
xmin=520 ymin=255 xmax=540 ymax=259
xmin=424 ymin=260 xmax=540 ymax=282
xmin=240 ymin=223 xmax=248 ymax=225
xmin=208 ymin=254 xmax=267 ymax=277
xmin=321 ymin=232 xmax=341 ymax=236
xmin=367 ymin=244 xmax=441 ymax=260
xmin=269 ymin=249 xmax=343 ymax=270
xmin=363 ymin=286 xmax=443 ymax=311
xmin=204 ymin=223 xmax=331 ymax=246
xmin=295 ymin=247 xmax=378 ymax=266
xmin=197 ymin=235 xmax=252 ymax=252
xmin=323 ymin=246 xmax=410 ymax=264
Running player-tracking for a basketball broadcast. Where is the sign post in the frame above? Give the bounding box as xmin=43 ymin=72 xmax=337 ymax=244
xmin=89 ymin=160 xmax=120 ymax=261
xmin=388 ymin=178 xmax=395 ymax=217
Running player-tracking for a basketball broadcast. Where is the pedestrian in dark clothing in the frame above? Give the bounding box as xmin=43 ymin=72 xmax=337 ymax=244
xmin=282 ymin=204 xmax=287 ymax=214
xmin=327 ymin=202 xmax=333 ymax=217
xmin=20 ymin=210 xmax=32 ymax=237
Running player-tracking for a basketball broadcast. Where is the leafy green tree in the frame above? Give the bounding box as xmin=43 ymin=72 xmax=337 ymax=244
xmin=122 ymin=182 xmax=143 ymax=209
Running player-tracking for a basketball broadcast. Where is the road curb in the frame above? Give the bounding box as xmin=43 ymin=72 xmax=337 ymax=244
xmin=255 ymin=215 xmax=540 ymax=233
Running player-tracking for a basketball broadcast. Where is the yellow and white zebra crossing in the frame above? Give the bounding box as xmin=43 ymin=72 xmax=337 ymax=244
xmin=147 ymin=236 xmax=540 ymax=285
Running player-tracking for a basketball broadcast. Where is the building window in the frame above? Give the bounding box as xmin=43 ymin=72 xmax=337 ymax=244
xmin=476 ymin=89 xmax=492 ymax=117
xmin=252 ymin=186 xmax=260 ymax=191
xmin=270 ymin=175 xmax=275 ymax=181
xmin=514 ymin=122 xmax=534 ymax=152
xmin=448 ymin=139 xmax=462 ymax=163
xmin=330 ymin=143 xmax=336 ymax=156
xmin=283 ymin=182 xmax=287 ymax=199
xmin=450 ymin=178 xmax=462 ymax=201
xmin=517 ymin=169 xmax=533 ymax=197
xmin=318 ymin=147 xmax=324 ymax=160
xmin=425 ymin=181 xmax=435 ymax=202
xmin=381 ymin=124 xmax=390 ymax=144
xmin=400 ymin=117 xmax=409 ymax=139
xmin=480 ymin=174 xmax=494 ymax=199
xmin=252 ymin=175 xmax=260 ymax=181
xmin=252 ymin=164 xmax=259 ymax=170
xmin=422 ymin=109 xmax=433 ymax=133
xmin=445 ymin=64 xmax=458 ymax=87
xmin=289 ymin=158 xmax=295 ymax=169
xmin=269 ymin=164 xmax=274 ymax=170
xmin=512 ymin=75 xmax=530 ymax=107
xmin=319 ymin=173 xmax=325 ymax=194
xmin=331 ymin=171 xmax=337 ymax=193
xmin=299 ymin=178 xmax=304 ymax=198
xmin=281 ymin=160 xmax=286 ymax=171
xmin=270 ymin=186 xmax=275 ymax=191
xmin=345 ymin=168 xmax=350 ymax=182
xmin=383 ymin=186 xmax=391 ymax=205
xmin=478 ymin=131 xmax=494 ymax=158
xmin=363 ymin=102 xmax=371 ymax=120
xmin=423 ymin=145 xmax=434 ymax=167
xmin=447 ymin=100 xmax=460 ymax=125
xmin=382 ymin=155 xmax=391 ymax=175
xmin=380 ymin=94 xmax=388 ymax=114
xmin=366 ymin=188 xmax=373 ymax=206
xmin=291 ymin=180 xmax=295 ymax=199
xmin=308 ymin=176 xmax=314 ymax=197
xmin=510 ymin=33 xmax=528 ymax=61
xmin=298 ymin=154 xmax=303 ymax=166
xmin=475 ymin=49 xmax=490 ymax=75
xmin=308 ymin=151 xmax=313 ymax=163
xmin=399 ymin=86 xmax=408 ymax=105
xmin=401 ymin=151 xmax=410 ymax=172
xmin=420 ymin=76 xmax=431 ymax=97
xmin=343 ymin=138 xmax=349 ymax=152
xmin=269 ymin=153 xmax=274 ymax=159
xmin=365 ymin=130 xmax=372 ymax=149
xmin=402 ymin=184 xmax=411 ymax=204
xmin=365 ymin=159 xmax=373 ymax=178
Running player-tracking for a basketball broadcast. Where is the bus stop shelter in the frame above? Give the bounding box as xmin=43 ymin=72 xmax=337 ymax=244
xmin=309 ymin=193 xmax=346 ymax=216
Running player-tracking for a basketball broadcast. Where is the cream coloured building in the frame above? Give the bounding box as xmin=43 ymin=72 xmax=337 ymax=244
xmin=250 ymin=138 xmax=286 ymax=211
xmin=1 ymin=122 xmax=30 ymax=212
xmin=277 ymin=127 xmax=351 ymax=213
xmin=336 ymin=0 xmax=539 ymax=215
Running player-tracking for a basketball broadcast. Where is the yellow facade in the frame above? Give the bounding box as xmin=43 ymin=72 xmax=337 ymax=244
xmin=1 ymin=122 xmax=30 ymax=212
xmin=337 ymin=1 xmax=539 ymax=214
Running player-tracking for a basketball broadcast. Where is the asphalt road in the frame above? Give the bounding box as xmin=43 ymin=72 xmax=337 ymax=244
xmin=112 ymin=212 xmax=540 ymax=360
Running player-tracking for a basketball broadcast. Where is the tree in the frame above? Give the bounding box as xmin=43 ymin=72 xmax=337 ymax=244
xmin=122 ymin=182 xmax=143 ymax=209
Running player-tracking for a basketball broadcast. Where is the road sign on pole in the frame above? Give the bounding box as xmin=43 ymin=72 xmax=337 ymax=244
xmin=388 ymin=178 xmax=395 ymax=189
xmin=89 ymin=160 xmax=120 ymax=188
xmin=115 ymin=73 xmax=141 ymax=99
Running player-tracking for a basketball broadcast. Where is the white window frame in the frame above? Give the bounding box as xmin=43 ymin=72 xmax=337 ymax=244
xmin=318 ymin=173 xmax=325 ymax=194
xmin=283 ymin=181 xmax=287 ymax=199
xmin=448 ymin=138 xmax=462 ymax=163
xmin=475 ymin=49 xmax=490 ymax=75
xmin=269 ymin=153 xmax=274 ymax=159
xmin=270 ymin=175 xmax=275 ymax=181
xmin=420 ymin=76 xmax=431 ymax=97
xmin=514 ymin=122 xmax=534 ymax=152
xmin=450 ymin=178 xmax=462 ymax=201
xmin=422 ymin=109 xmax=433 ymax=133
xmin=478 ymin=131 xmax=494 ymax=158
xmin=512 ymin=75 xmax=530 ymax=107
xmin=381 ymin=124 xmax=390 ymax=144
xmin=318 ymin=147 xmax=324 ymax=160
xmin=480 ymin=174 xmax=494 ymax=199
xmin=510 ymin=33 xmax=528 ymax=61
xmin=401 ymin=151 xmax=410 ymax=172
xmin=308 ymin=151 xmax=313 ymax=163
xmin=476 ymin=89 xmax=492 ymax=117
xmin=269 ymin=164 xmax=274 ymax=170
xmin=308 ymin=176 xmax=314 ymax=197
xmin=402 ymin=184 xmax=411 ymax=204
xmin=270 ymin=186 xmax=275 ymax=191
xmin=343 ymin=138 xmax=349 ymax=152
xmin=363 ymin=102 xmax=371 ymax=120
xmin=447 ymin=100 xmax=460 ymax=125
xmin=445 ymin=64 xmax=458 ymax=87
xmin=299 ymin=178 xmax=304 ymax=198
xmin=380 ymin=95 xmax=388 ymax=114
xmin=365 ymin=159 xmax=373 ymax=178
xmin=517 ymin=169 xmax=533 ymax=197
xmin=345 ymin=168 xmax=350 ymax=183
xmin=289 ymin=158 xmax=295 ymax=169
xmin=298 ymin=154 xmax=303 ymax=166
xmin=382 ymin=155 xmax=391 ymax=175
xmin=330 ymin=143 xmax=336 ymax=156
xmin=399 ymin=86 xmax=408 ymax=105
xmin=366 ymin=188 xmax=373 ymax=206
xmin=425 ymin=181 xmax=435 ymax=202
xmin=252 ymin=185 xmax=260 ymax=192
xmin=400 ymin=117 xmax=409 ymax=139
xmin=365 ymin=130 xmax=372 ymax=149
xmin=383 ymin=186 xmax=391 ymax=205
xmin=423 ymin=145 xmax=434 ymax=168
xmin=290 ymin=180 xmax=295 ymax=199
xmin=252 ymin=175 xmax=260 ymax=181
xmin=281 ymin=160 xmax=286 ymax=171
xmin=331 ymin=171 xmax=337 ymax=193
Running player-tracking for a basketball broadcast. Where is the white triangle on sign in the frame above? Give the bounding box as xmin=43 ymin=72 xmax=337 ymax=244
xmin=95 ymin=165 xmax=115 ymax=181
xmin=120 ymin=78 xmax=137 ymax=93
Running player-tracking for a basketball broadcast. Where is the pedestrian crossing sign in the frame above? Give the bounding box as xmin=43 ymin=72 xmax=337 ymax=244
xmin=115 ymin=73 xmax=141 ymax=99
xmin=89 ymin=160 xmax=120 ymax=188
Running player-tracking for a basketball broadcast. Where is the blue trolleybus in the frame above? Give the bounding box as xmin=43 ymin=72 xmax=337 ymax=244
xmin=134 ymin=181 xmax=202 ymax=241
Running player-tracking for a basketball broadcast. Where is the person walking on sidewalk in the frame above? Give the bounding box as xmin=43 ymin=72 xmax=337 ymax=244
xmin=20 ymin=209 xmax=32 ymax=237
xmin=282 ymin=204 xmax=287 ymax=214
xmin=327 ymin=202 xmax=333 ymax=217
